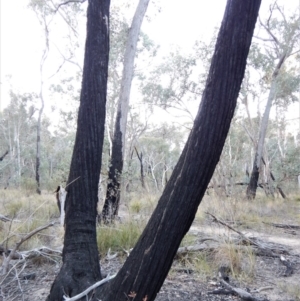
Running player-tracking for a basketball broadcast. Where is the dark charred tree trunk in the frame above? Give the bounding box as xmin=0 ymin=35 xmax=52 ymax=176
xmin=102 ymin=0 xmax=150 ymax=223
xmin=35 ymin=110 xmax=42 ymax=195
xmin=96 ymin=1 xmax=261 ymax=300
xmin=0 ymin=150 xmax=9 ymax=162
xmin=46 ymin=0 xmax=110 ymax=300
xmin=135 ymin=147 xmax=146 ymax=190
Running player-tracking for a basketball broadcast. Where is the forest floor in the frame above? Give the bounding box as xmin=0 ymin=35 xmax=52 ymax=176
xmin=1 ymin=194 xmax=300 ymax=301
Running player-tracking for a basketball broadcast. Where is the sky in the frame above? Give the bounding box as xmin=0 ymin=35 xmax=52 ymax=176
xmin=0 ymin=0 xmax=299 ymax=132
xmin=0 ymin=0 xmax=227 ymax=104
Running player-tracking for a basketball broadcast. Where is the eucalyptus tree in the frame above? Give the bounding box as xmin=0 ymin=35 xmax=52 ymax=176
xmin=47 ymin=0 xmax=260 ymax=299
xmin=27 ymin=0 xmax=87 ymax=194
xmin=46 ymin=0 xmax=110 ymax=299
xmin=246 ymin=3 xmax=300 ymax=199
xmin=140 ymin=48 xmax=198 ymax=121
xmin=102 ymin=0 xmax=151 ymax=222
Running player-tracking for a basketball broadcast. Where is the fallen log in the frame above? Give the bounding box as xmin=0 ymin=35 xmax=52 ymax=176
xmin=263 ymin=222 xmax=300 ymax=230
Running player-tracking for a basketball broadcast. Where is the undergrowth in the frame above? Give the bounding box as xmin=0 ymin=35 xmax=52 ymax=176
xmin=96 ymin=220 xmax=145 ymax=257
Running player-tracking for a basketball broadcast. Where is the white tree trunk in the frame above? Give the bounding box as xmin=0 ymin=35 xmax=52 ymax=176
xmin=118 ymin=0 xmax=151 ymax=153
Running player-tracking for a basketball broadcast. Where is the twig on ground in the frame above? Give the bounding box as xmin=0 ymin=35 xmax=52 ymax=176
xmin=106 ymin=248 xmax=118 ymax=260
xmin=63 ymin=273 xmax=116 ymax=301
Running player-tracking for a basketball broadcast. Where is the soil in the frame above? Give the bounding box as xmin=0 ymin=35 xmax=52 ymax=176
xmin=1 ymin=204 xmax=300 ymax=301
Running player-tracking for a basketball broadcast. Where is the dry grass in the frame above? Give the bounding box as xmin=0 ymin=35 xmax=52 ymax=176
xmin=197 ymin=193 xmax=300 ymax=231
xmin=0 ymin=189 xmax=59 ymax=251
xmin=96 ymin=220 xmax=145 ymax=257
xmin=1 ymin=187 xmax=299 ymax=301
xmin=126 ymin=192 xmax=159 ymax=216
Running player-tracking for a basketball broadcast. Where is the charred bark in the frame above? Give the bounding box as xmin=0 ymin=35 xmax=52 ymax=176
xmin=102 ymin=0 xmax=150 ymax=222
xmin=135 ymin=147 xmax=146 ymax=190
xmin=0 ymin=150 xmax=9 ymax=162
xmin=46 ymin=0 xmax=110 ymax=300
xmin=96 ymin=1 xmax=261 ymax=300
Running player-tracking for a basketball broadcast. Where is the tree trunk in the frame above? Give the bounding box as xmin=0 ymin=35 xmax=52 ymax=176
xmin=246 ymin=53 xmax=287 ymax=199
xmin=35 ymin=16 xmax=49 ymax=195
xmin=102 ymin=0 xmax=150 ymax=222
xmin=46 ymin=0 xmax=110 ymax=300
xmin=35 ymin=102 xmax=43 ymax=194
xmin=97 ymin=1 xmax=261 ymax=300
xmin=135 ymin=148 xmax=146 ymax=189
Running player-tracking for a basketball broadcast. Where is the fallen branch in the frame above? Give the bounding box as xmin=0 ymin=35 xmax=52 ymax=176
xmin=205 ymin=212 xmax=262 ymax=249
xmin=263 ymin=222 xmax=300 ymax=230
xmin=1 ymin=222 xmax=55 ymax=275
xmin=220 ymin=279 xmax=269 ymax=301
xmin=0 ymin=214 xmax=11 ymax=222
xmin=63 ymin=273 xmax=116 ymax=301
xmin=205 ymin=212 xmax=291 ymax=257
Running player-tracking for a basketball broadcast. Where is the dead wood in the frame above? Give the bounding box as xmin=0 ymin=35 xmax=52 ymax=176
xmin=63 ymin=274 xmax=116 ymax=301
xmin=1 ymin=222 xmax=55 ymax=275
xmin=219 ymin=279 xmax=269 ymax=301
xmin=280 ymin=255 xmax=293 ymax=276
xmin=206 ymin=212 xmax=263 ymax=249
xmin=263 ymin=222 xmax=300 ymax=230
xmin=0 ymin=214 xmax=11 ymax=222
xmin=208 ymin=266 xmax=270 ymax=300
xmin=206 ymin=212 xmax=290 ymax=257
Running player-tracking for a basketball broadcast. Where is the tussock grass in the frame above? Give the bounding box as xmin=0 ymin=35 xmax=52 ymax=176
xmin=126 ymin=191 xmax=159 ymax=216
xmin=97 ymin=220 xmax=145 ymax=257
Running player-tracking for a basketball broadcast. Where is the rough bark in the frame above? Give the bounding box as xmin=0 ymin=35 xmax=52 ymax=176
xmin=102 ymin=0 xmax=150 ymax=222
xmin=46 ymin=0 xmax=110 ymax=300
xmin=97 ymin=1 xmax=261 ymax=300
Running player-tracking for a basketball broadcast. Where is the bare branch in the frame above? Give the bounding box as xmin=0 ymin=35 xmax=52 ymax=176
xmin=274 ymin=3 xmax=287 ymax=26
xmin=1 ymin=222 xmax=55 ymax=275
xmin=54 ymin=0 xmax=87 ymax=13
xmin=259 ymin=17 xmax=281 ymax=47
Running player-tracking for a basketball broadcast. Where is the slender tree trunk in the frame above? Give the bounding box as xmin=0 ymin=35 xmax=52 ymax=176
xmin=97 ymin=1 xmax=261 ymax=300
xmin=35 ymin=16 xmax=49 ymax=195
xmin=102 ymin=0 xmax=150 ymax=222
xmin=35 ymin=100 xmax=44 ymax=194
xmin=246 ymin=53 xmax=287 ymax=199
xmin=0 ymin=150 xmax=9 ymax=162
xmin=135 ymin=147 xmax=146 ymax=190
xmin=46 ymin=1 xmax=110 ymax=300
